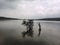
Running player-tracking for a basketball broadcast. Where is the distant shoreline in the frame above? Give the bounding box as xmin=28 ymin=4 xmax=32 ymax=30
xmin=0 ymin=17 xmax=60 ymax=21
xmin=40 ymin=18 xmax=60 ymax=21
xmin=0 ymin=17 xmax=20 ymax=20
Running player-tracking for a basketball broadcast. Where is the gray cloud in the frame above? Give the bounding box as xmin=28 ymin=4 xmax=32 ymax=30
xmin=6 ymin=0 xmax=19 ymax=2
xmin=0 ymin=0 xmax=20 ymax=9
xmin=0 ymin=0 xmax=35 ymax=9
xmin=0 ymin=2 xmax=15 ymax=9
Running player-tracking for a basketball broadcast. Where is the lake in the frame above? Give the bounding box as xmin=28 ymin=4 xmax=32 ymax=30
xmin=0 ymin=20 xmax=60 ymax=45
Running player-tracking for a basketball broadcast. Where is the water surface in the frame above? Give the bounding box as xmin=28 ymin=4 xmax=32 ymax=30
xmin=0 ymin=20 xmax=60 ymax=45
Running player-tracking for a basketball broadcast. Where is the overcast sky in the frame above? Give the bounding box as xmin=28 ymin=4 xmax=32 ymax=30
xmin=0 ymin=0 xmax=60 ymax=19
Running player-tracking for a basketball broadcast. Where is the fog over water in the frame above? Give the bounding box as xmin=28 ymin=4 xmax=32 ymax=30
xmin=0 ymin=20 xmax=60 ymax=45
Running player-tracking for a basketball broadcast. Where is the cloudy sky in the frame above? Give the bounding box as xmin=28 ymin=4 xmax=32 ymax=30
xmin=0 ymin=0 xmax=60 ymax=19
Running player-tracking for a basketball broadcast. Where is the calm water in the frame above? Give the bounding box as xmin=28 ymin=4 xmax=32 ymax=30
xmin=0 ymin=20 xmax=60 ymax=45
